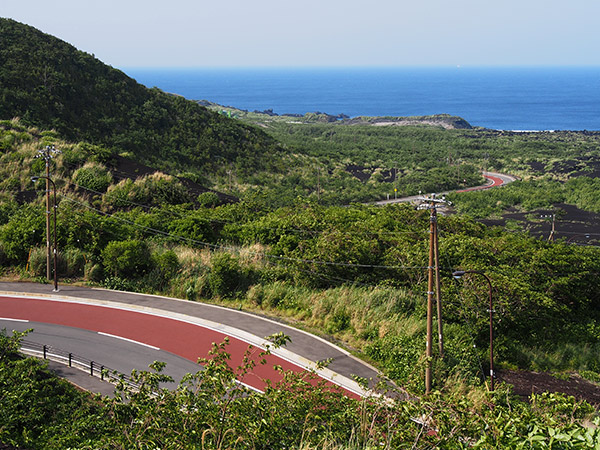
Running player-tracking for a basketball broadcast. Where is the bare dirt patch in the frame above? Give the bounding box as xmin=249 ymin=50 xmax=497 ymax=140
xmin=497 ymin=369 xmax=600 ymax=405
xmin=481 ymin=203 xmax=600 ymax=245
xmin=108 ymin=155 xmax=237 ymax=204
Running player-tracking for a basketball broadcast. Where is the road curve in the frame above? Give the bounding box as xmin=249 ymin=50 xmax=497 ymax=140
xmin=1 ymin=318 xmax=201 ymax=395
xmin=0 ymin=282 xmax=382 ymax=398
xmin=373 ymin=171 xmax=517 ymax=205
xmin=455 ymin=171 xmax=517 ymax=193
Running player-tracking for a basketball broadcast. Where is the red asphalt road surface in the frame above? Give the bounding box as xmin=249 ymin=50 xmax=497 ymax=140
xmin=455 ymin=174 xmax=504 ymax=193
xmin=1 ymin=295 xmax=360 ymax=399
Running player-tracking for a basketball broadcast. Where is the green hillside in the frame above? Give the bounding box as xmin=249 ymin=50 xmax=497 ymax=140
xmin=0 ymin=18 xmax=281 ymax=179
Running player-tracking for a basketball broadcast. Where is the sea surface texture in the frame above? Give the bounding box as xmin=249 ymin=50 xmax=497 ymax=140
xmin=124 ymin=67 xmax=600 ymax=131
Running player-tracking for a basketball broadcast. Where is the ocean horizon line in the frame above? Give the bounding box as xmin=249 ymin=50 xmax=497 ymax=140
xmin=124 ymin=67 xmax=600 ymax=131
xmin=122 ymin=65 xmax=600 ymax=72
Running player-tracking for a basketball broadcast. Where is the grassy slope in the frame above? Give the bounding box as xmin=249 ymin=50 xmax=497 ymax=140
xmin=0 ymin=18 xmax=282 ymax=185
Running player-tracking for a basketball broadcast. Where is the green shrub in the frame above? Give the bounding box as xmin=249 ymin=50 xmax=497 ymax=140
xmin=27 ymin=247 xmax=47 ymax=276
xmin=0 ymin=241 xmax=7 ymax=267
xmin=178 ymin=272 xmax=210 ymax=301
xmin=0 ymin=204 xmax=44 ymax=262
xmin=59 ymin=248 xmax=86 ymax=278
xmin=247 ymin=284 xmax=265 ymax=306
xmin=579 ymin=370 xmax=600 ymax=383
xmin=85 ymin=262 xmax=104 ymax=282
xmin=197 ymin=191 xmax=219 ymax=207
xmin=208 ymin=252 xmax=250 ymax=298
xmin=27 ymin=247 xmax=86 ymax=278
xmin=142 ymin=249 xmax=181 ymax=291
xmin=365 ymin=333 xmax=425 ymax=389
xmin=72 ymin=163 xmax=112 ymax=192
xmin=153 ymin=249 xmax=180 ymax=279
xmin=101 ymin=276 xmax=138 ymax=292
xmin=102 ymin=240 xmax=153 ymax=278
xmin=103 ymin=173 xmax=191 ymax=209
xmin=60 ymin=146 xmax=87 ymax=169
xmin=326 ymin=308 xmax=351 ymax=334
xmin=260 ymin=282 xmax=287 ymax=308
xmin=139 ymin=173 xmax=192 ymax=205
xmin=103 ymin=179 xmax=136 ymax=208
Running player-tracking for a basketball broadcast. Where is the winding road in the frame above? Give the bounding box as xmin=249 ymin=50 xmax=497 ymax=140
xmin=373 ymin=171 xmax=517 ymax=205
xmin=0 ymin=282 xmax=381 ymax=399
xmin=1 ymin=173 xmax=517 ymax=397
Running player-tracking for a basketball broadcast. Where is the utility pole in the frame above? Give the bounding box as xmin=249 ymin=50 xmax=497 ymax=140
xmin=418 ymin=193 xmax=451 ymax=393
xmin=226 ymin=169 xmax=232 ymax=192
xmin=541 ymin=213 xmax=556 ymax=242
xmin=32 ymin=176 xmax=59 ymax=292
xmin=35 ymin=145 xmax=60 ymax=281
xmin=317 ymin=166 xmax=321 ymax=202
xmin=394 ymin=163 xmax=399 ymax=199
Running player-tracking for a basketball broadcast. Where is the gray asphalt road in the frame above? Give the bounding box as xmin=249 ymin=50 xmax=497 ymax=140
xmin=0 ymin=282 xmax=383 ymax=394
xmin=372 ymin=171 xmax=517 ymax=206
xmin=1 ymin=319 xmax=202 ymax=393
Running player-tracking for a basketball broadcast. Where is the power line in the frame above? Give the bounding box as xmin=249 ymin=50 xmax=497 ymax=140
xmin=65 ymin=179 xmax=430 ymax=241
xmin=59 ymin=194 xmax=431 ymax=272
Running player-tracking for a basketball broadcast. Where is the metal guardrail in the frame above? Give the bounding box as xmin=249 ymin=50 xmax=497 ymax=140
xmin=20 ymin=339 xmax=140 ymax=391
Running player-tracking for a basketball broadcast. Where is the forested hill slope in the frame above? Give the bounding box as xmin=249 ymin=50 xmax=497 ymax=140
xmin=0 ymin=18 xmax=281 ymax=176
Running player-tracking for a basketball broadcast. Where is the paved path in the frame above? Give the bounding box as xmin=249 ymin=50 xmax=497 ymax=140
xmin=0 ymin=282 xmax=381 ymax=398
xmin=373 ymin=171 xmax=517 ymax=206
xmin=1 ymin=318 xmax=203 ymax=396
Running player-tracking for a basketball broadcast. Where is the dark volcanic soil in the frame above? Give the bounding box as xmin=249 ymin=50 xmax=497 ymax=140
xmin=481 ymin=203 xmax=600 ymax=245
xmin=497 ymin=369 xmax=600 ymax=405
xmin=109 ymin=155 xmax=237 ymax=204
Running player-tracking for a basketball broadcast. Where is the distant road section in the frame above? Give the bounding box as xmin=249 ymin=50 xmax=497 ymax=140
xmin=373 ymin=171 xmax=517 ymax=206
xmin=455 ymin=171 xmax=517 ymax=193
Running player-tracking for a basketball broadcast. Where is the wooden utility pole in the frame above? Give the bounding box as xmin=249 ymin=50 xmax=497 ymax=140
xmin=540 ymin=212 xmax=556 ymax=242
xmin=425 ymin=206 xmax=435 ymax=393
xmin=433 ymin=207 xmax=444 ymax=359
xmin=419 ymin=193 xmax=450 ymax=394
xmin=317 ymin=166 xmax=321 ymax=202
xmin=36 ymin=145 xmax=60 ymax=281
xmin=45 ymin=152 xmax=51 ymax=280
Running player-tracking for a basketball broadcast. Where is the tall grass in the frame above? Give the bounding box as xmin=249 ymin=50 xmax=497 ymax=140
xmin=522 ymin=342 xmax=600 ymax=373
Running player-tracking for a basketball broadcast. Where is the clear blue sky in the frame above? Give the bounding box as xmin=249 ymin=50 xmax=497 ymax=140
xmin=3 ymin=0 xmax=600 ymax=68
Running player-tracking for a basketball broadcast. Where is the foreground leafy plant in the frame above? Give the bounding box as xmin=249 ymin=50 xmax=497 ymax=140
xmin=1 ymin=329 xmax=598 ymax=449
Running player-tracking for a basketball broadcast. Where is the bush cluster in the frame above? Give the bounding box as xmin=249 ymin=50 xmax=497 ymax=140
xmin=1 ymin=329 xmax=598 ymax=449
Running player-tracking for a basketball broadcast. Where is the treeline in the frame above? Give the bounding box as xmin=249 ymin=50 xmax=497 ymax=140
xmin=246 ymin=115 xmax=600 ymax=181
xmin=237 ymin=116 xmax=600 ymax=205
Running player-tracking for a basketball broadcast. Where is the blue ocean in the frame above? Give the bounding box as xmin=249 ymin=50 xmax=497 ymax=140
xmin=124 ymin=67 xmax=600 ymax=131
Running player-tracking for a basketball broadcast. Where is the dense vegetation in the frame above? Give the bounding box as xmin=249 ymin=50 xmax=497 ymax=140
xmin=202 ymin=103 xmax=600 ymax=205
xmin=0 ymin=18 xmax=283 ymax=184
xmin=2 ymin=330 xmax=600 ymax=449
xmin=1 ymin=122 xmax=599 ymax=390
xmin=449 ymin=177 xmax=600 ymax=217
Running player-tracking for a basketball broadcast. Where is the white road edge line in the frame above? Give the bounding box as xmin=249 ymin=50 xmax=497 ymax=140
xmin=98 ymin=332 xmax=160 ymax=350
xmin=1 ymin=293 xmax=370 ymax=397
xmin=0 ymin=317 xmax=29 ymax=322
